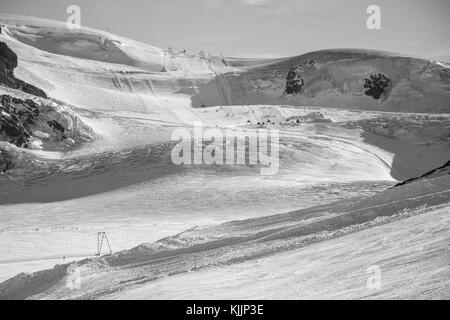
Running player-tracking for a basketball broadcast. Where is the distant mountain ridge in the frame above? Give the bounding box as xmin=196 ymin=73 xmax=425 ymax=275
xmin=0 ymin=14 xmax=449 ymax=114
xmin=194 ymin=48 xmax=450 ymax=113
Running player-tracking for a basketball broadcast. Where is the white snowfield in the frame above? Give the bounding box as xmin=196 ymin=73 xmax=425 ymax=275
xmin=0 ymin=15 xmax=449 ymax=299
xmin=102 ymin=204 xmax=450 ymax=300
xmin=1 ymin=176 xmax=449 ymax=300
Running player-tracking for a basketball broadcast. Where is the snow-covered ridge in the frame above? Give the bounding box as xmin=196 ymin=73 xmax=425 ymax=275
xmin=1 ymin=14 xmax=449 ymax=116
xmin=0 ymin=14 xmax=165 ymax=72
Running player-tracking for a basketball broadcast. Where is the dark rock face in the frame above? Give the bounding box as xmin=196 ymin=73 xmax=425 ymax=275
xmin=2 ymin=95 xmax=40 ymax=122
xmin=0 ymin=115 xmax=32 ymax=147
xmin=285 ymin=68 xmax=304 ymax=95
xmin=0 ymin=94 xmax=95 ymax=151
xmin=47 ymin=120 xmax=65 ymax=133
xmin=0 ymin=147 xmax=14 ymax=174
xmin=0 ymin=42 xmax=47 ymax=98
xmin=363 ymin=73 xmax=391 ymax=100
xmin=0 ymin=94 xmax=40 ymax=147
xmin=0 ymin=42 xmax=17 ymax=71
xmin=285 ymin=60 xmax=315 ymax=95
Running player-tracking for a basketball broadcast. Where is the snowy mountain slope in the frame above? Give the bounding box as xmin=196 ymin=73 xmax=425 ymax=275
xmin=0 ymin=174 xmax=448 ymax=299
xmin=102 ymin=203 xmax=450 ymax=300
xmin=0 ymin=14 xmax=447 ymax=208
xmin=0 ymin=14 xmax=448 ymax=183
xmin=0 ymin=14 xmax=165 ymax=72
xmin=0 ymin=14 xmax=449 ymax=300
xmin=1 ymin=15 xmax=449 ymax=119
xmin=192 ymin=49 xmax=450 ymax=113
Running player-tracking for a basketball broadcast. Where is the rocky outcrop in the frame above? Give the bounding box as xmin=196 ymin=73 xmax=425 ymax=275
xmin=1 ymin=95 xmax=40 ymax=147
xmin=0 ymin=114 xmax=32 ymax=148
xmin=0 ymin=42 xmax=16 ymax=71
xmin=285 ymin=68 xmax=304 ymax=95
xmin=285 ymin=63 xmax=393 ymax=101
xmin=0 ymin=94 xmax=95 ymax=151
xmin=0 ymin=95 xmax=38 ymax=147
xmin=0 ymin=42 xmax=47 ymax=98
xmin=285 ymin=60 xmax=315 ymax=95
xmin=364 ymin=73 xmax=391 ymax=100
xmin=0 ymin=147 xmax=14 ymax=174
xmin=47 ymin=120 xmax=65 ymax=133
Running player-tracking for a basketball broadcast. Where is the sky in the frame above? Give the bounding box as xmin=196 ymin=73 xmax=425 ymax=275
xmin=1 ymin=0 xmax=450 ymax=61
